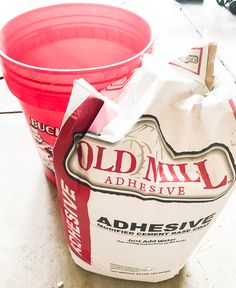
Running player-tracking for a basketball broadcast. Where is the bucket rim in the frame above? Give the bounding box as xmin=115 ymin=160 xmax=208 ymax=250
xmin=0 ymin=3 xmax=155 ymax=74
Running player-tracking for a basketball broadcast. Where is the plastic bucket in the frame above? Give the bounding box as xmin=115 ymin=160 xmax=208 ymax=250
xmin=0 ymin=3 xmax=154 ymax=184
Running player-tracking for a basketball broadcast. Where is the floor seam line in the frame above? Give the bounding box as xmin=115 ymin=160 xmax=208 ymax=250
xmin=0 ymin=111 xmax=23 ymax=115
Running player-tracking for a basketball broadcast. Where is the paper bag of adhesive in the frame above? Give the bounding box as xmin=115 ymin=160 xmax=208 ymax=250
xmin=53 ymin=42 xmax=236 ymax=282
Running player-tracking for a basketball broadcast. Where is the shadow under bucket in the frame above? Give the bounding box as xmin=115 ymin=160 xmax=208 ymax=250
xmin=0 ymin=3 xmax=154 ymax=184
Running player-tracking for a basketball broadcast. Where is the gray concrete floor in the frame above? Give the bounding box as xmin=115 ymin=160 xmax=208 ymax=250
xmin=1 ymin=0 xmax=236 ymax=287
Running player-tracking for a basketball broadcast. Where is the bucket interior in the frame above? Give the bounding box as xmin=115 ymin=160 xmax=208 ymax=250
xmin=0 ymin=4 xmax=153 ymax=70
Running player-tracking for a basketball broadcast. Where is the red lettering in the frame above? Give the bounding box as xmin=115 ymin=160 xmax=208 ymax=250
xmin=116 ymin=177 xmax=124 ymax=185
xmin=93 ymin=146 xmax=114 ymax=171
xmin=140 ymin=182 xmax=146 ymax=192
xmin=114 ymin=150 xmax=137 ymax=173
xmin=178 ymin=186 xmax=185 ymax=195
xmin=164 ymin=164 xmax=181 ymax=182
xmin=167 ymin=187 xmax=175 ymax=195
xmin=104 ymin=176 xmax=113 ymax=184
xmin=77 ymin=141 xmax=93 ymax=171
xmin=143 ymin=157 xmax=164 ymax=182
xmin=177 ymin=163 xmax=200 ymax=183
xmin=128 ymin=178 xmax=137 ymax=188
xmin=144 ymin=158 xmax=178 ymax=182
xmin=194 ymin=159 xmax=227 ymax=189
xmin=159 ymin=187 xmax=164 ymax=194
xmin=149 ymin=185 xmax=156 ymax=192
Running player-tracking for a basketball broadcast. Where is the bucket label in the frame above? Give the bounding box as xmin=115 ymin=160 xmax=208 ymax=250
xmin=30 ymin=117 xmax=60 ymax=137
xmin=30 ymin=117 xmax=59 ymax=171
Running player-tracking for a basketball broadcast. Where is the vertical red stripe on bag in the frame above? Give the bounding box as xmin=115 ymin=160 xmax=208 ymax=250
xmin=57 ymin=177 xmax=92 ymax=264
xmin=54 ymin=95 xmax=105 ymax=265
xmin=54 ymin=91 xmax=118 ymax=265
xmin=75 ymin=182 xmax=91 ymax=264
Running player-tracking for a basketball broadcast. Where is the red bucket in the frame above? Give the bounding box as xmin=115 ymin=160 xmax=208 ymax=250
xmin=0 ymin=3 xmax=154 ymax=184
